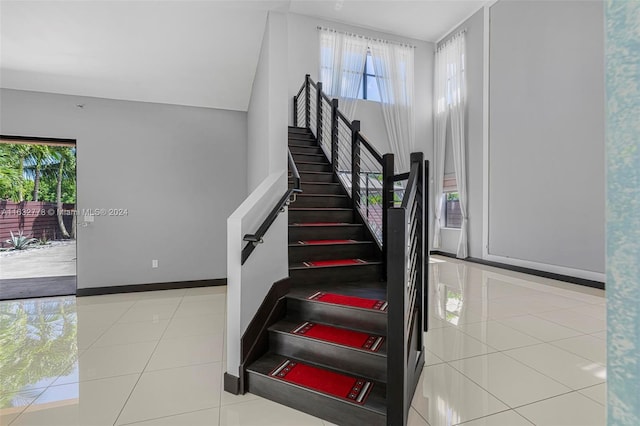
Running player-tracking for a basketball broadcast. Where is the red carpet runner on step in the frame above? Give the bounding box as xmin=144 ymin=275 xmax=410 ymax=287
xmin=307 ymin=292 xmax=388 ymax=311
xmin=303 ymin=259 xmax=366 ymax=267
xmin=291 ymin=321 xmax=384 ymax=352
xmin=298 ymin=239 xmax=356 ymax=245
xmin=270 ymin=359 xmax=373 ymax=405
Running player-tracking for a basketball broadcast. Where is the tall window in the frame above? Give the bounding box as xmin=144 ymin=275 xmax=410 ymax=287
xmin=433 ymin=31 xmax=468 ymax=257
xmin=357 ymin=52 xmax=381 ymax=102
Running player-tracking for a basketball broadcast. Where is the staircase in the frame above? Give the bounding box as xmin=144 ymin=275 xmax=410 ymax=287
xmin=245 ymin=126 xmax=388 ymax=426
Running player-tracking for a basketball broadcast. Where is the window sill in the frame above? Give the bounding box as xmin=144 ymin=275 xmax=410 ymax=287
xmin=442 ymin=227 xmax=461 ymax=231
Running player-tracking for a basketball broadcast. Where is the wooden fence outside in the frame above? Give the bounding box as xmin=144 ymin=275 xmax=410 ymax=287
xmin=0 ymin=201 xmax=75 ymax=248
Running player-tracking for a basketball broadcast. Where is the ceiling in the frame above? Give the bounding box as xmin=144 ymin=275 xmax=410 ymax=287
xmin=289 ymin=0 xmax=484 ymax=42
xmin=0 ymin=0 xmax=483 ymax=111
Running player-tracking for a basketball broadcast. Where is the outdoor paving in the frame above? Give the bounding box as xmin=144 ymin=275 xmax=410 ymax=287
xmin=0 ymin=241 xmax=76 ymax=279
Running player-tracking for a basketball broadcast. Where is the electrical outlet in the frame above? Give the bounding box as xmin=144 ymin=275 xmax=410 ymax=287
xmin=152 ymin=259 xmax=158 ymax=268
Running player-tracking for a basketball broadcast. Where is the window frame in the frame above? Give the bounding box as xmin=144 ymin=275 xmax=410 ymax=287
xmin=359 ymin=51 xmax=380 ymax=102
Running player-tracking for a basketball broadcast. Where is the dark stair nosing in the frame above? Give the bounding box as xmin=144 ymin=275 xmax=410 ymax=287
xmin=247 ymin=353 xmax=386 ymax=426
xmin=288 ymin=241 xmax=379 ymax=263
xmin=288 ymin=223 xmax=365 ymax=243
xmin=270 ymin=318 xmax=387 ymax=357
xmin=293 ymin=194 xmax=350 ymax=208
xmin=285 ymin=295 xmax=388 ymax=337
xmin=289 ymin=260 xmax=383 ymax=272
xmin=288 ymin=240 xmax=373 ymax=247
xmin=269 ymin=319 xmax=387 ymax=382
xmin=288 ymin=146 xmax=325 ymax=155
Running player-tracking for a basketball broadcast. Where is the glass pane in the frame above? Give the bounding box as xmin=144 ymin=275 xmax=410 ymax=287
xmin=444 ymin=192 xmax=462 ymax=228
xmin=365 ymin=53 xmax=375 ymax=75
xmin=366 ymin=75 xmax=381 ymax=102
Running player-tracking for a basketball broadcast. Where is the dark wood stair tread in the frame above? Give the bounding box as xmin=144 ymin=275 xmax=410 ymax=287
xmin=296 ymin=193 xmax=348 ymax=198
xmin=290 ymin=259 xmax=382 ymax=269
xmin=247 ymin=353 xmax=386 ymax=415
xmin=270 ymin=318 xmax=387 ymax=356
xmin=290 ymin=171 xmax=333 ymax=176
xmin=289 ymin=240 xmax=373 ymax=246
xmin=289 ymin=223 xmax=362 ymax=227
xmin=289 ymin=207 xmax=352 ymax=211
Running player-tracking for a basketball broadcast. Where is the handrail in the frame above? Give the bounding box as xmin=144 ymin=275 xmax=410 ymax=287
xmin=393 ymin=172 xmax=410 ymax=182
xmin=241 ymin=148 xmax=302 ymax=264
xmin=401 ymin=162 xmax=419 ymax=209
xmin=336 ymin=111 xmax=353 ymax=130
xmin=288 ymin=148 xmax=301 ymax=190
xmin=357 ymin=133 xmax=383 ymax=163
xmin=321 ymin=91 xmax=332 ymax=104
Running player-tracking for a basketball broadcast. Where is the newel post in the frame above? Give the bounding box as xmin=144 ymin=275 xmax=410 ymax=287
xmin=382 ymin=153 xmax=395 ymax=279
xmin=316 ymin=82 xmax=323 ymax=144
xmin=331 ymin=98 xmax=339 ymax=173
xmin=351 ymin=120 xmax=361 ymax=206
xmin=304 ymin=74 xmax=311 ymax=128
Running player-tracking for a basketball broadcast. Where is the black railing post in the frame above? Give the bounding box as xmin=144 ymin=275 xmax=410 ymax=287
xmin=424 ymin=159 xmax=430 ymax=332
xmin=387 ymin=205 xmax=408 ymax=426
xmin=331 ymin=98 xmax=339 ymax=173
xmin=316 ymin=82 xmax=323 ymax=145
xmin=410 ymin=152 xmax=424 ymax=343
xmin=304 ymin=74 xmax=311 ymax=128
xmin=382 ymin=153 xmax=395 ymax=279
xmin=351 ymin=120 xmax=361 ymax=206
xmin=293 ymin=95 xmax=298 ymax=127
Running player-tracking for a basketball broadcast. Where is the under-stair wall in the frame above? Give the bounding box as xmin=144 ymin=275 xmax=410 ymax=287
xmin=226 ymin=10 xmax=289 ymax=387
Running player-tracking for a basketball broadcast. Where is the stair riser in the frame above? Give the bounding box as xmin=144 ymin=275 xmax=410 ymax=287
xmin=288 ymin=138 xmax=317 ymax=146
xmin=288 ymin=127 xmax=312 ymax=134
xmin=295 ymin=163 xmax=332 ymax=173
xmin=247 ymin=372 xmax=385 ymax=426
xmin=296 ymin=173 xmax=335 ymax=183
xmin=292 ymin=153 xmax=328 ymax=163
xmin=269 ymin=332 xmax=387 ymax=382
xmin=289 ymin=183 xmax=343 ymax=194
xmin=288 ymin=226 xmax=364 ymax=242
xmin=293 ymin=196 xmax=350 ymax=208
xmin=289 ymin=146 xmax=324 ymax=155
xmin=289 ymin=209 xmax=353 ymax=224
xmin=289 ymin=263 xmax=382 ymax=286
xmin=288 ymin=244 xmax=379 ymax=263
xmin=287 ymin=298 xmax=387 ymax=335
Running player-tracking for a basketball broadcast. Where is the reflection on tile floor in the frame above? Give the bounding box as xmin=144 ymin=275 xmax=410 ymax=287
xmin=0 ymin=257 xmax=606 ymax=425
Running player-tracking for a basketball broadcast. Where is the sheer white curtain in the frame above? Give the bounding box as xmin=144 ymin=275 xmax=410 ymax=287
xmin=319 ymin=28 xmax=367 ymax=120
xmin=370 ymin=41 xmax=415 ymax=173
xmin=433 ymin=32 xmax=468 ymax=258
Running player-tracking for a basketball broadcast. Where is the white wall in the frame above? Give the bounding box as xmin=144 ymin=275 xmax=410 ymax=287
xmin=435 ymin=1 xmax=605 ymax=281
xmin=0 ymin=88 xmax=247 ymax=288
xmin=247 ymin=12 xmax=288 ymax=194
xmin=488 ymin=0 xmax=604 ymax=277
xmin=286 ymin=12 xmax=434 ymax=167
xmin=227 ymin=11 xmax=289 ymax=379
xmin=226 ymin=171 xmax=288 ymax=379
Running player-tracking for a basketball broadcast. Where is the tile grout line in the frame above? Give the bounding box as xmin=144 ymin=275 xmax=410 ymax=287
xmin=111 ymin=292 xmax=185 ymax=426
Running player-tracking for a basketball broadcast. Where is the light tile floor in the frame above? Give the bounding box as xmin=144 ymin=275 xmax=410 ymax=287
xmin=0 ymin=256 xmax=606 ymax=425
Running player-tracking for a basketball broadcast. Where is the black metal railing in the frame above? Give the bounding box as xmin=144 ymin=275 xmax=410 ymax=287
xmin=294 ymin=75 xmax=428 ymax=425
xmin=241 ymin=148 xmax=302 ymax=265
xmin=294 ymin=75 xmax=394 ymax=265
xmin=386 ymin=153 xmax=428 ymax=426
